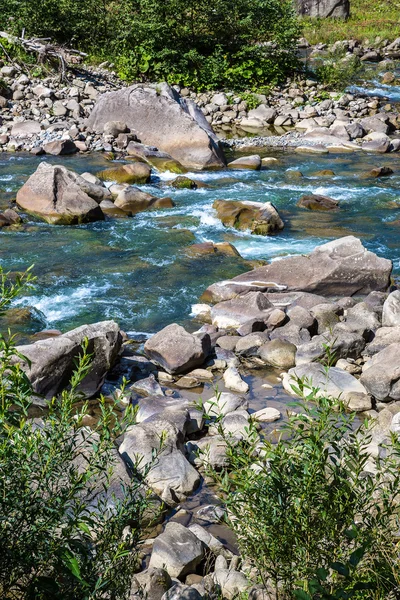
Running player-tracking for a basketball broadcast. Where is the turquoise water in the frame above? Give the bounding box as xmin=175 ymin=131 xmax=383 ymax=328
xmin=1 ymin=150 xmax=400 ymax=336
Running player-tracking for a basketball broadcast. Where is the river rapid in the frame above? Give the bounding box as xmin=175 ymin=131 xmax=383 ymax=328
xmin=1 ymin=149 xmax=400 ymax=339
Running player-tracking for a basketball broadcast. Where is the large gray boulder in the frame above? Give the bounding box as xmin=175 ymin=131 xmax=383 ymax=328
xmin=202 ymin=237 xmax=392 ymax=303
xmin=144 ymin=324 xmax=211 ymax=374
xmin=296 ymin=0 xmax=349 ymax=18
xmin=16 ymin=162 xmax=104 ymax=225
xmin=119 ymin=416 xmax=200 ymax=505
xmin=86 ymin=83 xmax=226 ymax=170
xmin=361 ymin=343 xmax=400 ymax=402
xmin=16 ymin=320 xmax=122 ymax=399
xmin=149 ymin=522 xmax=204 ymax=578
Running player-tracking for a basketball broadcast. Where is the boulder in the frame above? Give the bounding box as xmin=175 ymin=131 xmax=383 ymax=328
xmin=86 ymin=83 xmax=225 ymax=170
xmin=361 ymin=343 xmax=400 ymax=402
xmin=213 ymin=569 xmax=248 ymax=600
xmin=134 ymin=395 xmax=203 ymax=434
xmin=297 ymin=194 xmax=339 ymax=211
xmin=258 ymin=339 xmax=297 ymax=369
xmin=203 ymin=392 xmax=248 ymax=417
xmin=119 ymin=417 xmax=200 ymax=504
xmin=16 ymin=320 xmax=122 ymax=399
xmin=213 ymin=199 xmax=284 ymax=235
xmin=252 ymin=407 xmax=281 ymax=422
xmin=187 ymin=435 xmax=228 ymax=469
xmin=43 ymin=139 xmax=78 ymax=155
xmin=162 ymin=584 xmax=203 ymax=600
xmin=144 ymin=324 xmax=211 ymax=374
xmin=295 ymin=329 xmax=365 ymax=366
xmin=149 ymin=522 xmax=204 ymax=578
xmin=365 ymin=326 xmax=400 ymax=356
xmin=98 ymin=162 xmax=151 ymax=184
xmin=202 ymin=237 xmax=392 ymax=302
xmin=227 ymin=155 xmax=261 ymax=170
xmin=284 ymin=364 xmax=371 ymax=411
xmin=223 ymin=367 xmax=249 ymax=394
xmin=382 ymin=291 xmax=400 ymax=327
xmin=211 ymin=292 xmax=273 ymax=329
xmin=16 ymin=162 xmax=104 ymax=225
xmin=103 ymin=120 xmax=128 ymax=136
xmin=114 ymin=187 xmax=175 ymax=215
xmin=11 ymin=121 xmax=42 ymax=137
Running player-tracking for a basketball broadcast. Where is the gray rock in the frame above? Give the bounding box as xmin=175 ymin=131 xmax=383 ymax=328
xmin=227 ymin=155 xmax=261 ymax=170
xmin=186 ymin=436 xmax=228 ymax=470
xmin=135 ymin=395 xmax=203 ymax=434
xmin=133 ymin=568 xmax=172 ymax=600
xmin=284 ymin=364 xmax=370 ymax=411
xmin=11 ymin=120 xmax=42 ymax=137
xmin=382 ymin=291 xmax=400 ymax=326
xmin=213 ymin=569 xmax=248 ymax=600
xmin=149 ymin=522 xmax=204 ymax=578
xmin=365 ymin=326 xmax=400 ymax=356
xmin=235 ymin=332 xmax=269 ymax=356
xmin=223 ymin=367 xmax=249 ymax=393
xmin=270 ymin=323 xmax=310 ymax=346
xmin=43 ymin=139 xmax=78 ymax=155
xmin=203 ymin=237 xmax=392 ymax=303
xmin=211 ymin=292 xmax=273 ymax=330
xmin=119 ymin=416 xmax=200 ymax=505
xmin=361 ymin=343 xmax=400 ymax=402
xmin=189 ymin=523 xmax=231 ymax=558
xmin=295 ymin=329 xmax=365 ymax=366
xmin=335 ymin=302 xmax=381 ymax=340
xmin=310 ymin=303 xmax=341 ymax=333
xmin=16 ymin=320 xmax=121 ymax=399
xmin=145 ymin=324 xmax=211 ymax=374
xmin=203 ymin=392 xmax=248 ymax=417
xmin=259 ymin=339 xmax=297 ymax=369
xmin=287 ymin=305 xmax=316 ymax=331
xmin=86 ymin=83 xmax=225 ymax=169
xmin=103 ymin=120 xmax=128 ymax=136
xmin=162 ymin=584 xmax=203 ymax=600
xmin=213 ymin=199 xmax=284 ymax=235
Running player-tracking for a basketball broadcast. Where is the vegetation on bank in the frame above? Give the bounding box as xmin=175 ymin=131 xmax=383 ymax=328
xmin=302 ymin=0 xmax=400 ymax=45
xmin=207 ymin=388 xmax=400 ymax=599
xmin=0 ymin=267 xmax=154 ymax=599
xmin=0 ymin=0 xmax=301 ymax=90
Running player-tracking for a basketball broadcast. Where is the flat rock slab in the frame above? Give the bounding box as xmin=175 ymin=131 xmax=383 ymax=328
xmin=149 ymin=522 xmax=204 ymax=578
xmin=203 ymin=236 xmax=392 ymax=303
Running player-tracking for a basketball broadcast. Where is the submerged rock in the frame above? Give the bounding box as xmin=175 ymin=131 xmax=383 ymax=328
xmin=297 ymin=194 xmax=339 ymax=211
xmin=98 ymin=162 xmax=151 ymax=184
xmin=16 ymin=162 xmax=104 ymax=225
xmin=213 ymin=199 xmax=284 ymax=235
xmin=227 ymin=155 xmax=261 ymax=170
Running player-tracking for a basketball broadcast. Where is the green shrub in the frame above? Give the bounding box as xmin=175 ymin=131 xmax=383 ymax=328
xmin=208 ymin=383 xmax=400 ymax=599
xmin=0 ymin=267 xmax=154 ymax=599
xmin=315 ymin=55 xmax=362 ymax=90
xmin=0 ymin=0 xmax=301 ymax=91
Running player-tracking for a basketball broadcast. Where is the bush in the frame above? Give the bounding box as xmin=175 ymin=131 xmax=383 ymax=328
xmin=315 ymin=55 xmax=362 ymax=90
xmin=0 ymin=267 xmax=154 ymax=599
xmin=0 ymin=0 xmax=301 ymax=91
xmin=208 ymin=383 xmax=400 ymax=599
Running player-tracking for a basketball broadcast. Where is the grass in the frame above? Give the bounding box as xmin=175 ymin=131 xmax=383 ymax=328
xmin=302 ymin=0 xmax=400 ymax=45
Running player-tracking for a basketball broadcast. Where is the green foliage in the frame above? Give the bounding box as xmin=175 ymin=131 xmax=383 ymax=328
xmin=315 ymin=55 xmax=362 ymax=90
xmin=0 ymin=0 xmax=301 ymax=91
xmin=240 ymin=93 xmax=261 ymax=110
xmin=209 ymin=384 xmax=400 ymax=599
xmin=0 ymin=266 xmax=154 ymax=599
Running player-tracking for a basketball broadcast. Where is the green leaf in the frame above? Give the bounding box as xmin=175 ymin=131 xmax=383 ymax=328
xmin=331 ymin=562 xmax=350 ymax=577
xmin=349 ymin=545 xmax=366 ymax=568
xmin=294 ymin=591 xmax=312 ymax=600
xmin=62 ymin=552 xmax=82 ymax=580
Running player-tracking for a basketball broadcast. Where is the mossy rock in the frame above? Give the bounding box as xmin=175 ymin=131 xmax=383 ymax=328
xmin=170 ymin=176 xmax=198 ymax=190
xmin=97 ymin=162 xmax=151 ymax=184
xmin=147 ymin=156 xmax=187 ymax=174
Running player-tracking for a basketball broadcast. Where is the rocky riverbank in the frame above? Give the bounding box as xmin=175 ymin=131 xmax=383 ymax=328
xmin=10 ymin=234 xmax=400 ymax=599
xmin=1 ymin=34 xmax=400 ymax=159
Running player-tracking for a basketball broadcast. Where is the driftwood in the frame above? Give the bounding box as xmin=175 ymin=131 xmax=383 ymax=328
xmin=0 ymin=31 xmax=87 ymax=79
